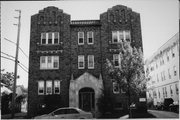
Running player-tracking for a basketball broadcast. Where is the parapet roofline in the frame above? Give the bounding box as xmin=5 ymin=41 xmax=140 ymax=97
xmin=70 ymin=20 xmax=101 ymax=26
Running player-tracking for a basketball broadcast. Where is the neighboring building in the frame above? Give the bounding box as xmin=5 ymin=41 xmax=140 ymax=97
xmin=28 ymin=5 xmax=142 ymax=118
xmin=145 ymin=33 xmax=179 ymax=107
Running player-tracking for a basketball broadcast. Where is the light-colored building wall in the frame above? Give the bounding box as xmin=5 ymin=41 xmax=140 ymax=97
xmin=145 ymin=33 xmax=179 ymax=106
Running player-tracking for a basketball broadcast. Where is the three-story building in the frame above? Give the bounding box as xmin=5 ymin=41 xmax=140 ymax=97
xmin=28 ymin=5 xmax=143 ymax=117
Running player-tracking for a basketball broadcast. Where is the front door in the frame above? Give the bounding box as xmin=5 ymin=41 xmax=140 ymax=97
xmin=79 ymin=87 xmax=95 ymax=112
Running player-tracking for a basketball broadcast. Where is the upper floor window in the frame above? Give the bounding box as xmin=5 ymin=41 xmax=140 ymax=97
xmin=172 ymin=48 xmax=175 ymax=58
xmin=113 ymin=54 xmax=121 ymax=67
xmin=168 ymin=68 xmax=171 ymax=79
xmin=78 ymin=55 xmax=85 ymax=69
xmin=38 ymin=81 xmax=44 ymax=95
xmin=173 ymin=66 xmax=177 ymax=76
xmin=170 ymin=85 xmax=173 ymax=96
xmin=175 ymin=84 xmax=179 ymax=95
xmin=78 ymin=32 xmax=84 ymax=45
xmin=88 ymin=55 xmax=94 ymax=69
xmin=113 ymin=82 xmax=120 ymax=94
xmin=54 ymin=80 xmax=60 ymax=94
xmin=41 ymin=32 xmax=59 ymax=45
xmin=87 ymin=32 xmax=94 ymax=44
xmin=157 ymin=74 xmax=159 ymax=82
xmin=112 ymin=30 xmax=131 ymax=43
xmin=40 ymin=56 xmax=59 ymax=70
xmin=46 ymin=81 xmax=52 ymax=95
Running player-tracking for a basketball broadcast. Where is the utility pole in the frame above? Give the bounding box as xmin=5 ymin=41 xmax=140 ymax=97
xmin=11 ymin=9 xmax=21 ymax=118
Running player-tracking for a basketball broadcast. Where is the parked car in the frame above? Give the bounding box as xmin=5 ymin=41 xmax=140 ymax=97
xmin=34 ymin=107 xmax=93 ymax=119
xmin=161 ymin=98 xmax=174 ymax=110
xmin=169 ymin=101 xmax=179 ymax=113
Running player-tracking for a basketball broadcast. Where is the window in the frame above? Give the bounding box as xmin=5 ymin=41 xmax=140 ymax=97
xmin=153 ymin=91 xmax=157 ymax=98
xmin=48 ymin=32 xmax=53 ymax=44
xmin=112 ymin=30 xmax=131 ymax=43
xmin=40 ymin=56 xmax=59 ymax=69
xmin=113 ymin=82 xmax=120 ymax=94
xmin=113 ymin=54 xmax=120 ymax=67
xmin=54 ymin=32 xmax=59 ymax=44
xmin=165 ymin=87 xmax=167 ymax=97
xmin=53 ymin=56 xmax=59 ymax=69
xmin=173 ymin=66 xmax=177 ymax=76
xmin=88 ymin=55 xmax=94 ymax=69
xmin=78 ymin=32 xmax=84 ymax=45
xmin=161 ymin=72 xmax=163 ymax=81
xmin=157 ymin=74 xmax=159 ymax=82
xmin=163 ymin=71 xmax=166 ymax=80
xmin=175 ymin=84 xmax=179 ymax=95
xmin=112 ymin=31 xmax=118 ymax=43
xmin=40 ymin=56 xmax=46 ymax=69
xmin=38 ymin=81 xmax=44 ymax=95
xmin=168 ymin=69 xmax=171 ymax=79
xmin=125 ymin=30 xmax=131 ymax=41
xmin=54 ymin=80 xmax=60 ymax=94
xmin=41 ymin=33 xmax=46 ymax=44
xmin=46 ymin=81 xmax=52 ymax=95
xmin=158 ymin=90 xmax=160 ymax=98
xmin=87 ymin=32 xmax=94 ymax=44
xmin=172 ymin=48 xmax=175 ymax=58
xmin=170 ymin=85 xmax=173 ymax=96
xmin=78 ymin=55 xmax=84 ymax=69
xmin=41 ymin=32 xmax=59 ymax=45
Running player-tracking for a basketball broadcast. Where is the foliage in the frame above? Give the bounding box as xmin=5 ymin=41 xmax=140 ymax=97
xmin=1 ymin=69 xmax=15 ymax=88
xmin=106 ymin=41 xmax=146 ymax=96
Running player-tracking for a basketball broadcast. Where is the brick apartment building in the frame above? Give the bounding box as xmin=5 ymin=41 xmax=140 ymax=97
xmin=28 ymin=5 xmax=143 ymax=117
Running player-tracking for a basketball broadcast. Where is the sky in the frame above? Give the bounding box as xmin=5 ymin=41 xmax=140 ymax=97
xmin=1 ymin=0 xmax=179 ymax=88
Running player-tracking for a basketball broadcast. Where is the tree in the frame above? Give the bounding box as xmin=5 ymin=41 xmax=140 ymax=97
xmin=1 ymin=69 xmax=19 ymax=88
xmin=106 ymin=40 xmax=146 ymax=107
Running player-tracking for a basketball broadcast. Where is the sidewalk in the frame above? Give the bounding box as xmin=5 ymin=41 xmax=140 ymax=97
xmin=1 ymin=112 xmax=27 ymax=119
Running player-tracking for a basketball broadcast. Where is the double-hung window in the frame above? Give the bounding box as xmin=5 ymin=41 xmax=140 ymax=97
xmin=170 ymin=85 xmax=173 ymax=96
xmin=88 ymin=55 xmax=94 ymax=69
xmin=78 ymin=55 xmax=85 ymax=69
xmin=40 ymin=56 xmax=59 ymax=69
xmin=87 ymin=32 xmax=94 ymax=44
xmin=112 ymin=31 xmax=118 ymax=43
xmin=173 ymin=66 xmax=177 ymax=76
xmin=54 ymin=32 xmax=59 ymax=44
xmin=38 ymin=81 xmax=44 ymax=95
xmin=54 ymin=80 xmax=60 ymax=94
xmin=41 ymin=33 xmax=46 ymax=44
xmin=168 ymin=69 xmax=171 ymax=79
xmin=175 ymin=84 xmax=179 ymax=95
xmin=48 ymin=32 xmax=53 ymax=44
xmin=78 ymin=32 xmax=84 ymax=45
xmin=46 ymin=81 xmax=52 ymax=95
xmin=113 ymin=54 xmax=121 ymax=67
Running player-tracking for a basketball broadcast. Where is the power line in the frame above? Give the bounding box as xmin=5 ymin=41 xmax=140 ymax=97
xmin=18 ymin=62 xmax=28 ymax=70
xmin=19 ymin=47 xmax=28 ymax=58
xmin=3 ymin=38 xmax=29 ymax=59
xmin=1 ymin=55 xmax=15 ymax=62
xmin=1 ymin=55 xmax=29 ymax=73
xmin=1 ymin=51 xmax=15 ymax=58
xmin=18 ymin=64 xmax=29 ymax=73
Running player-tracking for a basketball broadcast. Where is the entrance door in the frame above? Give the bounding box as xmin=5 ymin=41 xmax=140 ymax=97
xmin=79 ymin=88 xmax=95 ymax=112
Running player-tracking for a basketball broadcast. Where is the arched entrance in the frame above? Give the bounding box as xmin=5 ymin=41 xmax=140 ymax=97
xmin=79 ymin=87 xmax=95 ymax=112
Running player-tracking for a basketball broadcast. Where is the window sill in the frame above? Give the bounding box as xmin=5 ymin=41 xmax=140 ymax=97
xmin=38 ymin=44 xmax=61 ymax=46
xmin=40 ymin=68 xmax=59 ymax=70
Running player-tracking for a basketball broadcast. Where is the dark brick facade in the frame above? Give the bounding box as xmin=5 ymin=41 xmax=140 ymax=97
xmin=28 ymin=5 xmax=142 ymax=118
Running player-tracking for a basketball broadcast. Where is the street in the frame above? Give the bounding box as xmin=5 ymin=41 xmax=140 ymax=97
xmin=148 ymin=109 xmax=179 ymax=118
